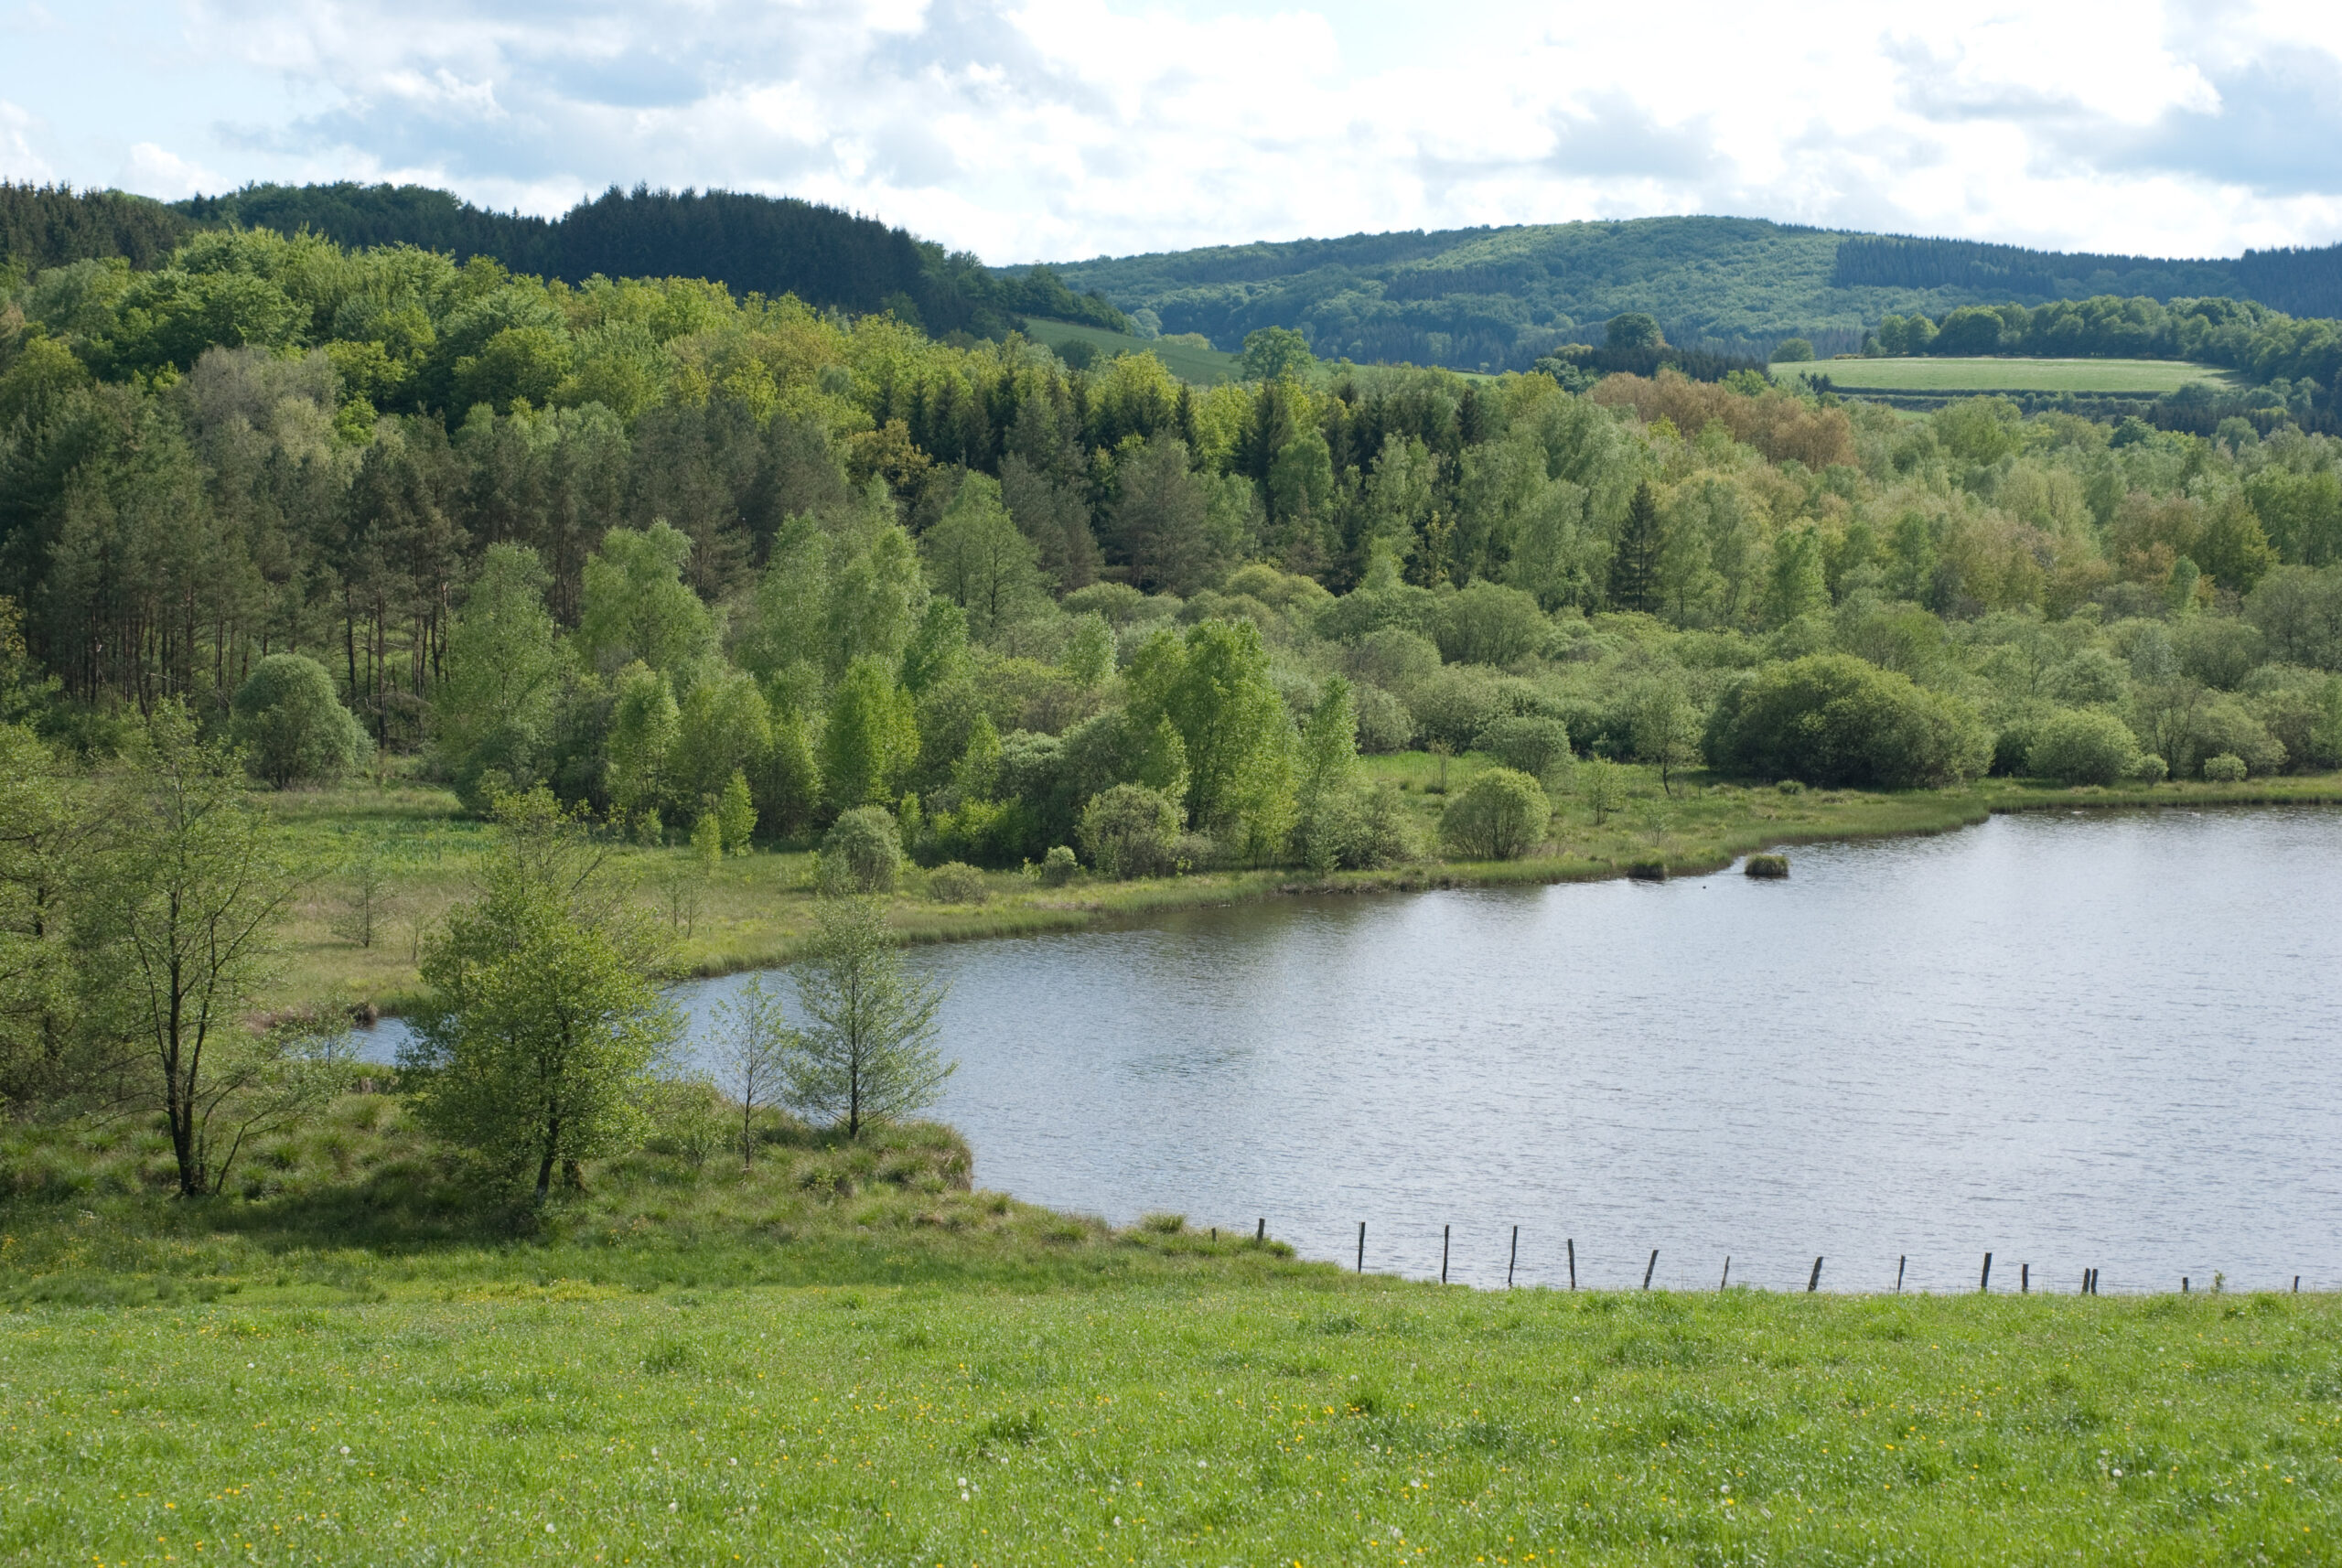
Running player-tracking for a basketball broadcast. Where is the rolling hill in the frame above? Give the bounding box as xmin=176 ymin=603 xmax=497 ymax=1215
xmin=1037 ymin=218 xmax=2342 ymax=373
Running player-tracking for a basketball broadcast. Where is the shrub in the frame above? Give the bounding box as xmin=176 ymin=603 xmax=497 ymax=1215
xmin=2026 ymin=708 xmax=2144 ymax=787
xmin=2201 ymin=752 xmax=2249 ymax=782
xmin=1439 ymin=768 xmax=1551 ymax=861
xmin=1744 ymin=853 xmax=1789 ymax=878
xmin=819 ymin=807 xmax=902 ymax=894
xmin=925 ymin=861 xmax=987 ymax=904
xmin=1477 ymin=714 xmax=1573 ymax=783
xmin=1704 ymin=654 xmax=1992 ymax=788
xmin=230 ymin=653 xmax=370 ymax=788
xmin=1352 ymin=682 xmax=1416 ymax=754
xmin=1037 ymin=844 xmax=1079 ymax=886
xmin=1407 ymin=663 xmax=1510 ymax=751
xmin=1078 ymin=784 xmax=1182 ymax=879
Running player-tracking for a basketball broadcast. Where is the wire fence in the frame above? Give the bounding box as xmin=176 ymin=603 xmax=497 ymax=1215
xmin=1216 ymin=1219 xmax=2323 ymax=1296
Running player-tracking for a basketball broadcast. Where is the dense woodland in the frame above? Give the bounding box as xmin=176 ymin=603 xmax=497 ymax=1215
xmin=1 ymin=181 xmax=1128 ymax=341
xmin=5 ymin=223 xmax=2342 ymax=879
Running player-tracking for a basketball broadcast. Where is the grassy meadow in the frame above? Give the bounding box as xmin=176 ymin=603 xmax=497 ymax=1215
xmin=269 ymin=757 xmax=2342 ymax=1020
xmin=1770 ymin=358 xmax=2235 ymax=394
xmin=5 ymin=1101 xmax=2341 ymax=1565
xmin=1015 ymin=317 xmax=1243 ymax=383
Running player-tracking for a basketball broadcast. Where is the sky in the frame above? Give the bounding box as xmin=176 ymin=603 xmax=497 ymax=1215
xmin=5 ymin=0 xmax=2342 ymax=264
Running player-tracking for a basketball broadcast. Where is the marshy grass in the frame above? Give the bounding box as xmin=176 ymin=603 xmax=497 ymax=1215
xmin=1745 ymin=853 xmax=1790 ymax=878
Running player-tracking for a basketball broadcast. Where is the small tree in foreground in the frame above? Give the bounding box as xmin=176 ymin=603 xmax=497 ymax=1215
xmin=78 ymin=704 xmax=338 ymax=1196
xmin=713 ymin=976 xmax=796 ymax=1167
xmin=402 ymin=789 xmax=678 ymax=1201
xmin=789 ymin=895 xmax=953 ymax=1139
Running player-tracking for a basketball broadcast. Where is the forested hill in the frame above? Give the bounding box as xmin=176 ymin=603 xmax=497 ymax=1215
xmin=0 ymin=182 xmax=1129 ymax=338
xmin=1039 ymin=217 xmax=2342 ymax=372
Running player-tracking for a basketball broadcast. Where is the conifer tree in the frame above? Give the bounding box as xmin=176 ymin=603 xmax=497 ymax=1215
xmin=1608 ymin=480 xmax=1666 ymax=614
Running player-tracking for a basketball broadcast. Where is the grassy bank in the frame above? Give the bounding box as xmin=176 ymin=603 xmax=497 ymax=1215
xmin=271 ymin=760 xmax=2342 ymax=1019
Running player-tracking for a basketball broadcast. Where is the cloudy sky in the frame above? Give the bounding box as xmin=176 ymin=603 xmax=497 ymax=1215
xmin=5 ymin=0 xmax=2341 ymax=263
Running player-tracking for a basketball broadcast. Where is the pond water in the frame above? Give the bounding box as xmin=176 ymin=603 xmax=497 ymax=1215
xmin=366 ymin=808 xmax=2342 ymax=1294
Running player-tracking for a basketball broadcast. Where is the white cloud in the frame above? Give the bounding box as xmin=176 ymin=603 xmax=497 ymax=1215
xmin=123 ymin=142 xmax=220 ymax=200
xmin=0 ymin=100 xmax=56 ymax=184
xmin=28 ymin=0 xmax=2342 ymax=259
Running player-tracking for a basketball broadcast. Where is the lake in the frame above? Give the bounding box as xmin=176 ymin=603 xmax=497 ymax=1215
xmin=369 ymin=808 xmax=2342 ymax=1294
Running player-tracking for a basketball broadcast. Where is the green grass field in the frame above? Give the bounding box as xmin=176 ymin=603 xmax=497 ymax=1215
xmin=4 ymin=1242 xmax=2337 ymax=1563
xmin=6 ymin=1098 xmax=2340 ymax=1564
xmin=1770 ymin=358 xmax=2236 ymax=394
xmin=1017 ymin=317 xmax=1241 ymax=384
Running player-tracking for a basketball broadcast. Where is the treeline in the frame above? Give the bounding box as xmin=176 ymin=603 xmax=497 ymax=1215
xmin=1834 ymin=234 xmax=2342 ymax=321
xmin=5 ymin=182 xmax=1127 ymax=339
xmin=8 ymin=226 xmax=2342 ymax=905
xmin=1870 ymin=295 xmax=2342 ymax=407
xmin=0 ymin=183 xmax=189 ymax=275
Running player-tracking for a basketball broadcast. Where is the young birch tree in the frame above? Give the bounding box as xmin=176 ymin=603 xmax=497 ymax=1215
xmin=713 ymin=975 xmax=796 ymax=1167
xmin=789 ymin=896 xmax=952 ymax=1138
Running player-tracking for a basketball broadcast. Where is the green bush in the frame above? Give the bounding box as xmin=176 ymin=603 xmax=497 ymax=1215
xmin=1405 ymin=664 xmax=1510 ymax=751
xmin=230 ymin=653 xmax=370 ymax=788
xmin=1704 ymin=654 xmax=1992 ymax=789
xmin=1744 ymin=854 xmax=1789 ymax=878
xmin=819 ymin=807 xmax=902 ymax=894
xmin=1077 ymin=784 xmax=1182 ymax=879
xmin=2025 ymin=708 xmax=2144 ymax=787
xmin=1037 ymin=844 xmax=1080 ymax=886
xmin=2201 ymin=752 xmax=2249 ymax=782
xmin=925 ymin=862 xmax=987 ymax=904
xmin=1438 ymin=768 xmax=1551 ymax=861
xmin=1351 ymin=682 xmax=1416 ymax=754
xmin=1477 ymin=714 xmax=1573 ymax=783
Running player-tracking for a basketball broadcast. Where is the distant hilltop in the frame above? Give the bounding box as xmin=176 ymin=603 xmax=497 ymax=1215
xmin=1031 ymin=217 xmax=2342 ymax=373
xmin=6 ymin=182 xmax=2338 ymax=378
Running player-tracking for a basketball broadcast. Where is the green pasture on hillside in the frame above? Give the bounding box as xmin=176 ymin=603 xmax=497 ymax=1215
xmin=1770 ymin=358 xmax=2236 ymax=394
xmin=2 ymin=1261 xmax=2336 ymax=1564
xmin=1017 ymin=317 xmax=1241 ymax=384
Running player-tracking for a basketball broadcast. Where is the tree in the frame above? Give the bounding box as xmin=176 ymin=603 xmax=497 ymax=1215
xmin=402 ymin=789 xmax=678 ymax=1201
xmin=76 ymin=705 xmax=328 ymax=1196
xmin=0 ymin=722 xmax=91 ymax=1115
xmin=1439 ymin=768 xmax=1551 ymax=861
xmin=605 ymin=661 xmax=681 ymax=824
xmin=230 ymin=653 xmax=370 ymax=789
xmin=820 ymin=806 xmax=903 ymax=894
xmin=1125 ymin=618 xmax=1294 ymax=849
xmin=788 ymin=895 xmax=952 ymax=1138
xmin=1771 ymin=338 xmax=1815 ymax=362
xmin=1078 ymin=784 xmax=1182 ymax=878
xmin=1291 ymin=676 xmax=1359 ymax=873
xmin=1629 ymin=681 xmax=1702 ymax=795
xmin=1704 ymin=654 xmax=1993 ymax=788
xmin=1605 ymin=313 xmax=1664 ymax=352
xmin=1240 ymin=327 xmax=1316 ymax=383
xmin=921 ymin=473 xmax=1047 ymax=639
xmin=820 ymin=656 xmax=919 ymax=812
xmin=1608 ymin=481 xmax=1664 ymax=613
xmin=1111 ymin=436 xmax=1216 ymax=595
xmin=575 ymin=521 xmax=715 ymax=676
xmin=712 ymin=976 xmax=796 ymax=1167
xmin=1477 ymin=714 xmax=1572 ymax=785
xmin=433 ymin=543 xmax=566 ymax=806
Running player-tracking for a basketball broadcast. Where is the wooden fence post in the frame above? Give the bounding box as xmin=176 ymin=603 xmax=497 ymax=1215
xmin=1442 ymin=1225 xmax=1451 ymax=1284
xmin=1980 ymin=1252 xmax=1993 ymax=1292
xmin=1508 ymin=1225 xmax=1518 ymax=1289
xmin=1808 ymin=1256 xmax=1823 ymax=1293
xmin=1357 ymin=1222 xmax=1365 ymax=1274
xmin=1567 ymin=1238 xmax=1576 ymax=1292
xmin=1642 ymin=1249 xmax=1659 ymax=1290
xmin=1896 ymin=1255 xmax=1907 ymax=1294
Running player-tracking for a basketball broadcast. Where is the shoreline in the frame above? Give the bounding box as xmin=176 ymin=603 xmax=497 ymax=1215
xmin=339 ymin=774 xmax=2342 ymax=1020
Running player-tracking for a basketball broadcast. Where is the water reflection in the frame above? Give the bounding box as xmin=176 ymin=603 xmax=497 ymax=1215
xmin=377 ymin=809 xmax=2342 ymax=1292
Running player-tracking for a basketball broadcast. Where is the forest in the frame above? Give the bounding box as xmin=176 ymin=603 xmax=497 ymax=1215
xmin=0 ymin=215 xmax=2338 ymax=901
xmin=1047 ymin=215 xmax=2342 ymax=368
xmin=0 ymin=180 xmax=1129 ymax=341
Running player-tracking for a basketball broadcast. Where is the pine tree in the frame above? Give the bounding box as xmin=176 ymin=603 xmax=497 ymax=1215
xmin=1608 ymin=480 xmax=1665 ymax=614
